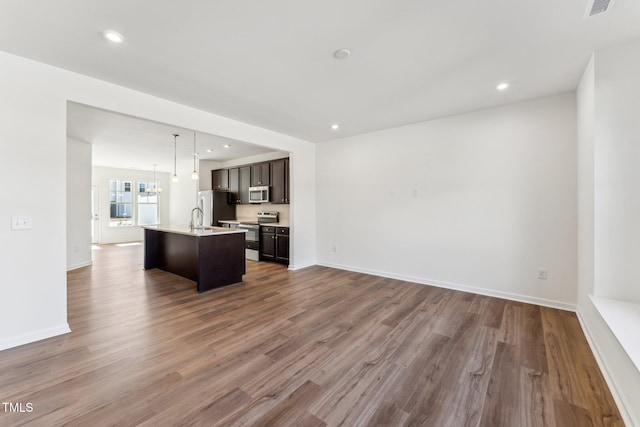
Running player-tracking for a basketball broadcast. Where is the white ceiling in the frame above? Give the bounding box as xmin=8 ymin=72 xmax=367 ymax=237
xmin=67 ymin=102 xmax=276 ymax=172
xmin=2 ymin=0 xmax=640 ymax=149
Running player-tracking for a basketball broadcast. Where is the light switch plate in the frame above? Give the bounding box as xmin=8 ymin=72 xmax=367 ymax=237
xmin=11 ymin=216 xmax=32 ymax=230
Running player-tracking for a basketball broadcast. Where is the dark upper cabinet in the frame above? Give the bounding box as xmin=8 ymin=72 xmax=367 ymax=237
xmin=211 ymin=169 xmax=229 ymax=190
xmin=228 ymin=166 xmax=251 ymax=204
xmin=239 ymin=166 xmax=250 ymax=203
xmin=250 ymin=163 xmax=270 ymax=187
xmin=228 ymin=168 xmax=239 ymax=203
xmin=270 ymin=158 xmax=289 ymax=204
xmin=211 ymin=158 xmax=288 ymax=203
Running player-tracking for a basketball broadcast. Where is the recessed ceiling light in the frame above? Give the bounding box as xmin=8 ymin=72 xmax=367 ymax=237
xmin=331 ymin=124 xmax=340 ymax=130
xmin=223 ymin=144 xmax=231 ymax=148
xmin=103 ymin=30 xmax=124 ymax=43
xmin=333 ymin=48 xmax=351 ymax=59
xmin=206 ymin=148 xmax=214 ymax=153
xmin=496 ymin=82 xmax=510 ymax=91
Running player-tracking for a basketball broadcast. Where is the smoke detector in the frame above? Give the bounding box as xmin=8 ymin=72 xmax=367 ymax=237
xmin=585 ymin=0 xmax=615 ymax=17
xmin=333 ymin=48 xmax=351 ymax=59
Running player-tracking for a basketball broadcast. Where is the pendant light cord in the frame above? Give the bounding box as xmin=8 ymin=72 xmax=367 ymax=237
xmin=172 ymin=133 xmax=179 ymax=181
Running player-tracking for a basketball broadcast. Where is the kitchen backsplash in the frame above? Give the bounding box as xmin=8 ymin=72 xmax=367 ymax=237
xmin=236 ymin=204 xmax=290 ymax=222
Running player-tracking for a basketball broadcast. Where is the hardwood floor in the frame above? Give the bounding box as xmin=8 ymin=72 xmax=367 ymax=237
xmin=0 ymin=244 xmax=623 ymax=426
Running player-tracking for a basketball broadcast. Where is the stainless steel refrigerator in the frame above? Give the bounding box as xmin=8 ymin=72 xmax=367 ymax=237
xmin=197 ymin=190 xmax=236 ymax=226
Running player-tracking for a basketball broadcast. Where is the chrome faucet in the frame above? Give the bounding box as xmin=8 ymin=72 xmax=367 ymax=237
xmin=190 ymin=207 xmax=204 ymax=230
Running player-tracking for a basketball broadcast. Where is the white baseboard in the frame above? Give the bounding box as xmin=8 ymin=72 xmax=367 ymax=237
xmin=576 ymin=309 xmax=638 ymax=427
xmin=316 ymin=261 xmax=576 ymax=312
xmin=288 ymin=261 xmax=316 ymax=271
xmin=0 ymin=324 xmax=71 ymax=352
xmin=66 ymin=260 xmax=92 ymax=271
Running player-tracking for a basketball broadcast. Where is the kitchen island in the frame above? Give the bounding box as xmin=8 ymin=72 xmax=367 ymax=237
xmin=143 ymin=225 xmax=247 ymax=293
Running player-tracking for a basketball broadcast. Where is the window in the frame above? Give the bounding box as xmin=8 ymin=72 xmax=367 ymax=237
xmin=109 ymin=180 xmax=133 ymax=226
xmin=138 ymin=181 xmax=159 ymax=225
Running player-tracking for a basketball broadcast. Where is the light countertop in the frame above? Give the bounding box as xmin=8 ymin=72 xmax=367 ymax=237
xmin=261 ymin=221 xmax=289 ymax=227
xmin=219 ymin=219 xmax=290 ymax=227
xmin=143 ymin=224 xmax=247 ymax=237
xmin=218 ymin=219 xmax=242 ymax=225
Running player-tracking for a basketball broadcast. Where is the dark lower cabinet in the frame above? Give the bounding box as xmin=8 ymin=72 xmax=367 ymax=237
xmin=275 ymin=228 xmax=289 ymax=264
xmin=260 ymin=226 xmax=289 ymax=265
xmin=260 ymin=226 xmax=276 ymax=261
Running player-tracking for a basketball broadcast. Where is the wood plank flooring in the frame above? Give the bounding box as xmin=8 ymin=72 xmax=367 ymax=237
xmin=0 ymin=244 xmax=623 ymax=426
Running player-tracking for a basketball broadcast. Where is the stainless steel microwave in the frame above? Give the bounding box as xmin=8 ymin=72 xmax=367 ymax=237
xmin=249 ymin=186 xmax=269 ymax=203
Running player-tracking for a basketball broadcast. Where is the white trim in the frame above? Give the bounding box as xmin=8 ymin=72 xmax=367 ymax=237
xmin=288 ymin=261 xmax=316 ymax=271
xmin=0 ymin=324 xmax=71 ymax=351
xmin=589 ymin=295 xmax=640 ymax=374
xmin=317 ymin=261 xmax=576 ymax=312
xmin=66 ymin=260 xmax=93 ymax=271
xmin=576 ymin=309 xmax=638 ymax=427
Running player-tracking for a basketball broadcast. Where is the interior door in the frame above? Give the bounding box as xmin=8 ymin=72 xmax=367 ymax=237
xmin=91 ymin=185 xmax=99 ymax=244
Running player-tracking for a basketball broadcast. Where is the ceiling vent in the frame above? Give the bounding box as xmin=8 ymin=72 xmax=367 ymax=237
xmin=585 ymin=0 xmax=615 ymax=17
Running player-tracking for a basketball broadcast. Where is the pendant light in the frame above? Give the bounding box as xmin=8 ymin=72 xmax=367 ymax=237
xmin=145 ymin=178 xmax=151 ymax=193
xmin=191 ymin=131 xmax=198 ymax=180
xmin=153 ymin=163 xmax=162 ymax=193
xmin=172 ymin=133 xmax=179 ymax=182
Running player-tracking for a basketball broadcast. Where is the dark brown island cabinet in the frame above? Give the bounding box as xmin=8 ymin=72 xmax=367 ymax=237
xmin=143 ymin=226 xmax=246 ymax=292
xmin=260 ymin=226 xmax=289 ymax=266
xmin=211 ymin=157 xmax=290 ymax=205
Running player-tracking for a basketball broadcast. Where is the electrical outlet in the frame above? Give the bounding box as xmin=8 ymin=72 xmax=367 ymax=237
xmin=412 ymin=188 xmax=419 ymax=197
xmin=331 ymin=245 xmax=337 ymax=253
xmin=537 ymin=268 xmax=547 ymax=280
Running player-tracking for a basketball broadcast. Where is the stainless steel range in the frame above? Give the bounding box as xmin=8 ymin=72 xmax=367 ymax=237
xmin=238 ymin=211 xmax=278 ymax=261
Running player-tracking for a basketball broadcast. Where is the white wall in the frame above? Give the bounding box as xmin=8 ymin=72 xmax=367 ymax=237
xmin=283 ymin=148 xmax=316 ymax=269
xmin=168 ymin=162 xmax=201 ymax=227
xmin=0 ymin=54 xmax=70 ymax=350
xmin=0 ymin=50 xmax=316 ymax=350
xmin=67 ymin=138 xmax=92 ymax=270
xmin=317 ymin=94 xmax=577 ymax=308
xmin=576 ymin=40 xmax=640 ymax=427
xmin=92 ymin=166 xmax=171 ymax=244
xmin=593 ymin=38 xmax=640 ymax=303
xmin=577 ymin=56 xmax=595 ymax=308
